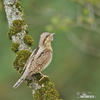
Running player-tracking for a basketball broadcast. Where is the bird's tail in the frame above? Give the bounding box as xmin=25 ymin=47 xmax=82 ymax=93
xmin=13 ymin=73 xmax=27 ymax=88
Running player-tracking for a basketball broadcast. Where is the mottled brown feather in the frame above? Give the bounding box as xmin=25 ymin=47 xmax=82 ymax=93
xmin=28 ymin=49 xmax=52 ymax=76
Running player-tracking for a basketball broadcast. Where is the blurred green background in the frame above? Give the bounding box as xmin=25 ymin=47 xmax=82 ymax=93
xmin=0 ymin=0 xmax=100 ymax=100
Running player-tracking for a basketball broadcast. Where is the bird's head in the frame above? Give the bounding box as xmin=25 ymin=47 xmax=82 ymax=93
xmin=39 ymin=32 xmax=55 ymax=48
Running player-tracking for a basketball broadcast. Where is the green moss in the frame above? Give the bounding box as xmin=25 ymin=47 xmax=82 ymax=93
xmin=25 ymin=27 xmax=29 ymax=34
xmin=34 ymin=73 xmax=43 ymax=80
xmin=33 ymin=74 xmax=62 ymax=100
xmin=34 ymin=81 xmax=62 ymax=100
xmin=24 ymin=35 xmax=34 ymax=46
xmin=38 ymin=77 xmax=50 ymax=86
xmin=15 ymin=1 xmax=23 ymax=12
xmin=8 ymin=26 xmax=17 ymax=39
xmin=11 ymin=1 xmax=25 ymax=21
xmin=12 ymin=19 xmax=25 ymax=31
xmin=26 ymin=78 xmax=33 ymax=86
xmin=8 ymin=20 xmax=26 ymax=39
xmin=25 ymin=73 xmax=41 ymax=87
xmin=13 ymin=50 xmax=32 ymax=73
xmin=11 ymin=43 xmax=19 ymax=52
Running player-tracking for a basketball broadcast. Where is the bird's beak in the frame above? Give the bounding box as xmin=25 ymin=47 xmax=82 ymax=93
xmin=50 ymin=33 xmax=55 ymax=37
xmin=51 ymin=33 xmax=55 ymax=36
xmin=50 ymin=33 xmax=55 ymax=41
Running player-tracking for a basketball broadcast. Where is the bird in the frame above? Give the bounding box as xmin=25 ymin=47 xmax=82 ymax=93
xmin=13 ymin=32 xmax=55 ymax=88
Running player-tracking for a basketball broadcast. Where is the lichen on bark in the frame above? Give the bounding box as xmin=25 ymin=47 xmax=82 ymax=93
xmin=4 ymin=0 xmax=62 ymax=100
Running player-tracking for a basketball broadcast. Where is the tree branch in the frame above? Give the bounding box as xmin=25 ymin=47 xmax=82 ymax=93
xmin=4 ymin=0 xmax=62 ymax=100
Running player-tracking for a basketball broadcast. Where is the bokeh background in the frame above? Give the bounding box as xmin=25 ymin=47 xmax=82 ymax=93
xmin=0 ymin=0 xmax=100 ymax=100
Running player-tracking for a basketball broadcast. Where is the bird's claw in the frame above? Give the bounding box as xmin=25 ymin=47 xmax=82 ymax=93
xmin=39 ymin=74 xmax=48 ymax=81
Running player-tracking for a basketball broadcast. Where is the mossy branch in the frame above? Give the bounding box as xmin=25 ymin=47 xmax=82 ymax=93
xmin=4 ymin=0 xmax=62 ymax=100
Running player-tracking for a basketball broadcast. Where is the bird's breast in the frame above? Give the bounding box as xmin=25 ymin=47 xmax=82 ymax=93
xmin=42 ymin=53 xmax=52 ymax=71
xmin=29 ymin=48 xmax=53 ymax=75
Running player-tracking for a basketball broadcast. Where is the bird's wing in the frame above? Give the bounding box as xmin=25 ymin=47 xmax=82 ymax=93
xmin=33 ymin=49 xmax=52 ymax=73
xmin=13 ymin=47 xmax=39 ymax=88
xmin=21 ymin=47 xmax=39 ymax=74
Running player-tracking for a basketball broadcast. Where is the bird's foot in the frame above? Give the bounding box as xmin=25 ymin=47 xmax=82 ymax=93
xmin=39 ymin=73 xmax=48 ymax=81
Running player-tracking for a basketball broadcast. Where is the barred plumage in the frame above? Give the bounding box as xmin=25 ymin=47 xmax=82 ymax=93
xmin=13 ymin=32 xmax=54 ymax=88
